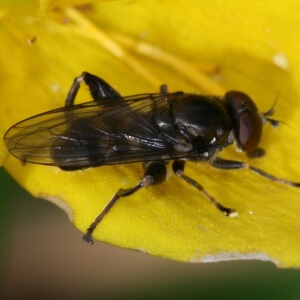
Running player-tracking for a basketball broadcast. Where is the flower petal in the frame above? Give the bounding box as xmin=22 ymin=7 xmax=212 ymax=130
xmin=1 ymin=1 xmax=300 ymax=268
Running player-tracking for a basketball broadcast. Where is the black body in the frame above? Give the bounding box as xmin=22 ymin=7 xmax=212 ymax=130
xmin=5 ymin=85 xmax=235 ymax=168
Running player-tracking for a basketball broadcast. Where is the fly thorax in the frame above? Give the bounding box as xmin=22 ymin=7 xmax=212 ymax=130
xmin=171 ymin=95 xmax=233 ymax=148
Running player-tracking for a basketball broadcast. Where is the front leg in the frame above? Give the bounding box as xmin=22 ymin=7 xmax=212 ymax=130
xmin=246 ymin=148 xmax=266 ymax=159
xmin=210 ymin=157 xmax=300 ymax=187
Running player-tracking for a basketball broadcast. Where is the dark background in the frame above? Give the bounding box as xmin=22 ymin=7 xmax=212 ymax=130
xmin=1 ymin=167 xmax=300 ymax=300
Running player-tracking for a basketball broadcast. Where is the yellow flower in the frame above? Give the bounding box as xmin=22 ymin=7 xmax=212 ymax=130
xmin=1 ymin=0 xmax=300 ymax=267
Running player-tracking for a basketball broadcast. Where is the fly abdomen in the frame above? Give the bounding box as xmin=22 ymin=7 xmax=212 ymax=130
xmin=50 ymin=119 xmax=111 ymax=170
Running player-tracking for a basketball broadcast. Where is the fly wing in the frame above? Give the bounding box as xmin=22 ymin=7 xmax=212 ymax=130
xmin=4 ymin=93 xmax=185 ymax=168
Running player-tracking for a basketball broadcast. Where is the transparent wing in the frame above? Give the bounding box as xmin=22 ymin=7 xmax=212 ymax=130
xmin=4 ymin=93 xmax=186 ymax=168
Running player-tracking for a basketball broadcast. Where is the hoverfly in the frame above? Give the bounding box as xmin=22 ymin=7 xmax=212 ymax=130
xmin=4 ymin=72 xmax=300 ymax=244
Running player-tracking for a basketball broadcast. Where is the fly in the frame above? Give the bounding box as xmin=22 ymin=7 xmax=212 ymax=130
xmin=4 ymin=72 xmax=300 ymax=244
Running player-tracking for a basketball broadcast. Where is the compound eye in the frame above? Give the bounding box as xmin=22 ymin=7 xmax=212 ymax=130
xmin=238 ymin=109 xmax=262 ymax=151
xmin=225 ymin=91 xmax=263 ymax=152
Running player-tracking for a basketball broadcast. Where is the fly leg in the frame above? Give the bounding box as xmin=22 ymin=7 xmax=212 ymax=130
xmin=246 ymin=148 xmax=266 ymax=159
xmin=65 ymin=72 xmax=122 ymax=106
xmin=210 ymin=157 xmax=300 ymax=187
xmin=172 ymin=160 xmax=237 ymax=217
xmin=83 ymin=161 xmax=167 ymax=244
xmin=159 ymin=84 xmax=184 ymax=96
xmin=83 ymin=179 xmax=149 ymax=245
xmin=160 ymin=84 xmax=169 ymax=94
xmin=57 ymin=72 xmax=123 ymax=171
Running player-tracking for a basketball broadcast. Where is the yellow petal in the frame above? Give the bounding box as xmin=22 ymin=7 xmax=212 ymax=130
xmin=1 ymin=1 xmax=300 ymax=268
